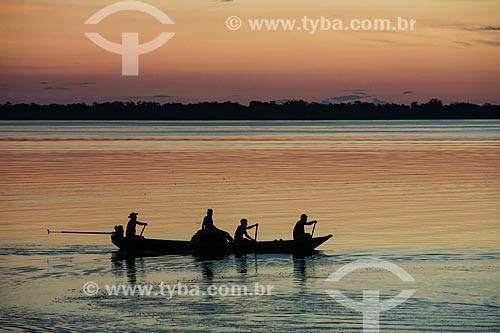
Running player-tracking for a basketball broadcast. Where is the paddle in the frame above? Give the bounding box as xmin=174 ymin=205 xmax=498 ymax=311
xmin=311 ymin=221 xmax=317 ymax=238
xmin=254 ymin=224 xmax=259 ymax=260
xmin=139 ymin=224 xmax=147 ymax=236
xmin=47 ymin=229 xmax=113 ymax=235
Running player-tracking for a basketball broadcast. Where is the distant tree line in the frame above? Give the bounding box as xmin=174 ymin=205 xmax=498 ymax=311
xmin=0 ymin=99 xmax=499 ymax=120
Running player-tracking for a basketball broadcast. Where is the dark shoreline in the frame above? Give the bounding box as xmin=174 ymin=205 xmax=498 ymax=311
xmin=1 ymin=99 xmax=499 ymax=120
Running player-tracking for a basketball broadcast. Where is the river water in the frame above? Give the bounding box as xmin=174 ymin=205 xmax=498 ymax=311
xmin=0 ymin=120 xmax=499 ymax=332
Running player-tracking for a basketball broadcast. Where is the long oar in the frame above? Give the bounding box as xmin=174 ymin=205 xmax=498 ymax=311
xmin=311 ymin=222 xmax=316 ymax=238
xmin=47 ymin=229 xmax=113 ymax=235
xmin=139 ymin=224 xmax=147 ymax=236
xmin=254 ymin=224 xmax=259 ymax=260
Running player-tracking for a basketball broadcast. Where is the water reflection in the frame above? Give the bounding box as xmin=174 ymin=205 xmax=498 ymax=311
xmin=293 ymin=255 xmax=307 ymax=283
xmin=236 ymin=256 xmax=248 ymax=274
xmin=192 ymin=257 xmax=230 ymax=280
xmin=200 ymin=259 xmax=214 ymax=280
xmin=111 ymin=252 xmax=145 ymax=284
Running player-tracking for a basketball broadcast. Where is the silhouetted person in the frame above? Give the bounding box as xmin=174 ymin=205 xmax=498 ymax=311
xmin=234 ymin=219 xmax=258 ymax=243
xmin=293 ymin=213 xmax=317 ymax=241
xmin=202 ymin=209 xmax=215 ymax=231
xmin=198 ymin=209 xmax=233 ymax=242
xmin=126 ymin=212 xmax=147 ymax=238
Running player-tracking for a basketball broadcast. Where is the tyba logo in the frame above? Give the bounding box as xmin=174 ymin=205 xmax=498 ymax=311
xmin=325 ymin=258 xmax=416 ymax=333
xmin=84 ymin=1 xmax=175 ymax=76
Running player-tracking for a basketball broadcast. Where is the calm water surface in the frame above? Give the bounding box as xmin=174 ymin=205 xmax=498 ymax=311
xmin=0 ymin=120 xmax=499 ymax=332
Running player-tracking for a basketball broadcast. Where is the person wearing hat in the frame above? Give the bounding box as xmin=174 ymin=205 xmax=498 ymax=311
xmin=293 ymin=213 xmax=317 ymax=242
xmin=126 ymin=212 xmax=148 ymax=239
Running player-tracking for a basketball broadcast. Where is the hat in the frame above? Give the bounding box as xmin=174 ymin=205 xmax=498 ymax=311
xmin=128 ymin=212 xmax=139 ymax=218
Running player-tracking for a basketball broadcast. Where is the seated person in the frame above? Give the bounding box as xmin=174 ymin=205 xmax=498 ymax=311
xmin=126 ymin=212 xmax=147 ymax=239
xmin=293 ymin=213 xmax=317 ymax=241
xmin=202 ymin=209 xmax=216 ymax=230
xmin=194 ymin=208 xmax=234 ymax=242
xmin=234 ymin=219 xmax=258 ymax=244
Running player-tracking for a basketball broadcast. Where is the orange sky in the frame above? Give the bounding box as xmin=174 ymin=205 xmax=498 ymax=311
xmin=1 ymin=0 xmax=499 ymax=104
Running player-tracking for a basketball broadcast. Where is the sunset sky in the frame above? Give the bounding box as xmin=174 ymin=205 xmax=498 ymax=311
xmin=1 ymin=0 xmax=499 ymax=104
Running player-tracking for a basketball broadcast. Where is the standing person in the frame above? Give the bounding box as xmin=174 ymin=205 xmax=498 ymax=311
xmin=126 ymin=212 xmax=148 ymax=238
xmin=234 ymin=219 xmax=258 ymax=244
xmin=293 ymin=213 xmax=317 ymax=241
